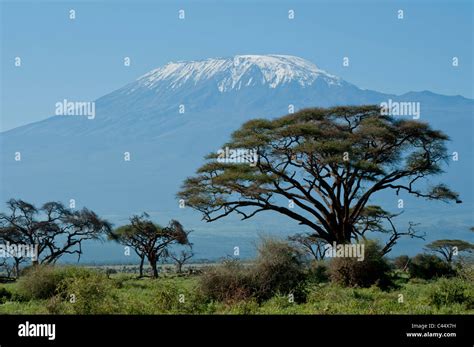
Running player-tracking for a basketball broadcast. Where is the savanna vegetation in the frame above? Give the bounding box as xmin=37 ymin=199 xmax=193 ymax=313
xmin=0 ymin=106 xmax=472 ymax=315
xmin=0 ymin=237 xmax=472 ymax=314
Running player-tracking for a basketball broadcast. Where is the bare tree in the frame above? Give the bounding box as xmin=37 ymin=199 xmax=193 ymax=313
xmin=0 ymin=251 xmax=27 ymax=279
xmin=0 ymin=258 xmax=15 ymax=279
xmin=168 ymin=248 xmax=194 ymax=273
xmin=0 ymin=199 xmax=111 ymax=271
xmin=288 ymin=233 xmax=327 ymax=260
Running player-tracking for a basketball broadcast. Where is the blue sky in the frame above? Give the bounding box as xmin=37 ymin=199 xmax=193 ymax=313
xmin=1 ymin=0 xmax=472 ymax=131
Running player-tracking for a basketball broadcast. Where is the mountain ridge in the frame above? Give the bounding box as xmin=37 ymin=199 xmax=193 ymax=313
xmin=2 ymin=54 xmax=472 ymax=139
xmin=134 ymin=54 xmax=342 ymax=92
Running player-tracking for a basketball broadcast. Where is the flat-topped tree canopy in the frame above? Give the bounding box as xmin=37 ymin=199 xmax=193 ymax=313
xmin=425 ymin=239 xmax=474 ymax=263
xmin=178 ymin=105 xmax=460 ymax=250
xmin=109 ymin=213 xmax=190 ymax=278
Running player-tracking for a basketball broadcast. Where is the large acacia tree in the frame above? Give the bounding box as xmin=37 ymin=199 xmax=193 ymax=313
xmin=178 ymin=106 xmax=460 ymax=250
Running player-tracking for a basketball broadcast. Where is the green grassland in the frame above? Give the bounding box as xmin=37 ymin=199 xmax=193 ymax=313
xmin=0 ymin=269 xmax=472 ymax=315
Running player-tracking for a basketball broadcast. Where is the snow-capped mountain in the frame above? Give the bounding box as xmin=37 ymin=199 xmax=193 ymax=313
xmin=134 ymin=55 xmax=342 ymax=92
xmin=91 ymin=54 xmax=357 ymax=127
xmin=1 ymin=54 xmax=472 ymax=262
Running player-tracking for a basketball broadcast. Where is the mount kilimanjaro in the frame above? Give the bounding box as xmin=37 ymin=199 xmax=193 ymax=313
xmin=1 ymin=55 xmax=472 ymax=261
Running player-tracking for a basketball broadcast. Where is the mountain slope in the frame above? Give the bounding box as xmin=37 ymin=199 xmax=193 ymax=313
xmin=1 ymin=54 xmax=472 ymax=262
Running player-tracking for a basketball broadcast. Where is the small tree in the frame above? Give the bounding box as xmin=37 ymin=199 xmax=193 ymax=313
xmin=108 ymin=230 xmax=147 ymax=277
xmin=109 ymin=213 xmax=189 ymax=278
xmin=0 ymin=258 xmax=15 ymax=279
xmin=425 ymin=239 xmax=474 ymax=263
xmin=0 ymin=250 xmax=27 ymax=279
xmin=393 ymin=255 xmax=410 ymax=272
xmin=168 ymin=248 xmax=194 ymax=274
xmin=288 ymin=233 xmax=327 ymax=260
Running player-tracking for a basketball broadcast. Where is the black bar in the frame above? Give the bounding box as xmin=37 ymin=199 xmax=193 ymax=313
xmin=0 ymin=315 xmax=472 ymax=346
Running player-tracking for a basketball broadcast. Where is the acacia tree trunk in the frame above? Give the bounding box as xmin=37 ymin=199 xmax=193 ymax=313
xmin=148 ymin=254 xmax=159 ymax=278
xmin=14 ymin=258 xmax=21 ymax=278
xmin=327 ymin=224 xmax=352 ymax=245
xmin=446 ymin=250 xmax=453 ymax=264
xmin=138 ymin=255 xmax=145 ymax=277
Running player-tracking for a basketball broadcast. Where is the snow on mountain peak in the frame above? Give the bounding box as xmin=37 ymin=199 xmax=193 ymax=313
xmin=136 ymin=55 xmax=341 ymax=92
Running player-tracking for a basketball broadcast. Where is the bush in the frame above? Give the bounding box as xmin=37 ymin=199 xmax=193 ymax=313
xmin=151 ymin=281 xmax=183 ymax=312
xmin=56 ymin=271 xmax=118 ymax=314
xmin=199 ymin=259 xmax=255 ymax=303
xmin=0 ymin=287 xmax=12 ymax=303
xmin=428 ymin=278 xmax=474 ymax=308
xmin=307 ymin=261 xmax=330 ymax=284
xmin=17 ymin=265 xmax=106 ymax=303
xmin=45 ymin=295 xmax=68 ymax=314
xmin=150 ymin=280 xmax=207 ymax=313
xmin=17 ymin=265 xmax=65 ymax=300
xmin=329 ymin=241 xmax=391 ymax=288
xmin=393 ymin=255 xmax=410 ymax=271
xmin=253 ymin=238 xmax=307 ymax=301
xmin=455 ymin=259 xmax=474 ymax=282
xmin=200 ymin=239 xmax=308 ymax=303
xmin=408 ymin=254 xmax=454 ymax=280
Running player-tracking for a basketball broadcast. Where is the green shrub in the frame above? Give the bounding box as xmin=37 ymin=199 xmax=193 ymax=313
xmin=17 ymin=265 xmax=95 ymax=300
xmin=408 ymin=254 xmax=454 ymax=280
xmin=200 ymin=239 xmax=308 ymax=303
xmin=307 ymin=261 xmax=330 ymax=284
xmin=215 ymin=298 xmax=260 ymax=314
xmin=261 ymin=294 xmax=295 ymax=310
xmin=57 ymin=271 xmax=118 ymax=314
xmin=428 ymin=278 xmax=473 ymax=308
xmin=455 ymin=260 xmax=474 ymax=282
xmin=329 ymin=241 xmax=391 ymax=288
xmin=151 ymin=281 xmax=182 ymax=311
xmin=150 ymin=280 xmax=207 ymax=313
xmin=199 ymin=259 xmax=255 ymax=303
xmin=45 ymin=295 xmax=68 ymax=314
xmin=408 ymin=277 xmax=429 ymax=285
xmin=253 ymin=238 xmax=307 ymax=302
xmin=0 ymin=287 xmax=12 ymax=303
xmin=17 ymin=265 xmax=63 ymax=300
